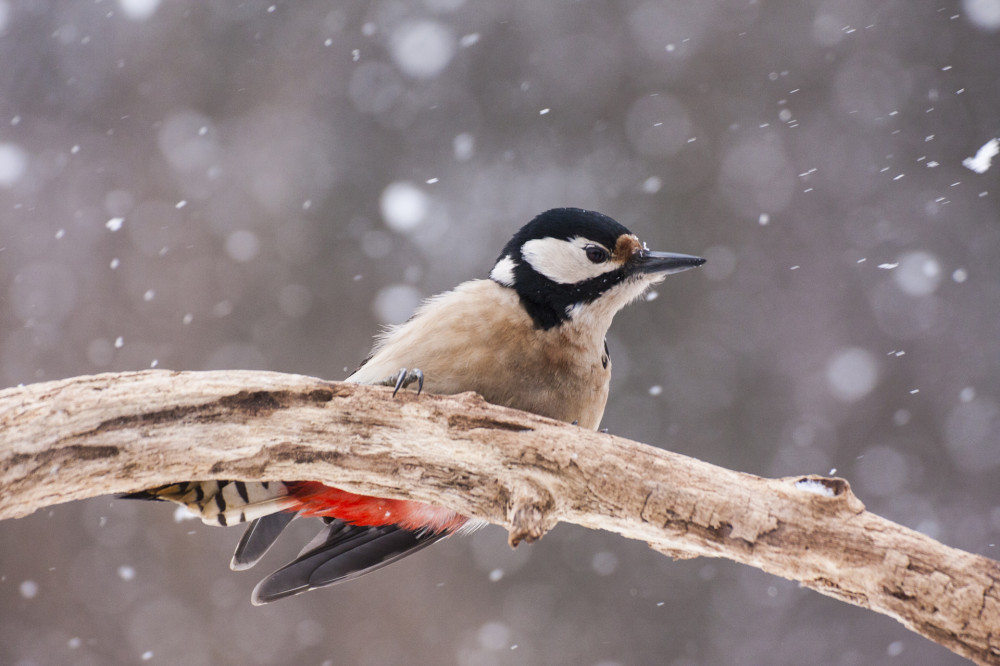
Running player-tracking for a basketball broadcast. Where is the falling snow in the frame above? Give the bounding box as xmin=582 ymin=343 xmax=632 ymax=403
xmin=1 ymin=4 xmax=998 ymax=665
xmin=0 ymin=142 xmax=27 ymax=187
xmin=380 ymin=181 xmax=430 ymax=233
xmin=19 ymin=580 xmax=38 ymax=599
xmin=118 ymin=0 xmax=160 ymax=21
xmin=826 ymin=347 xmax=879 ymax=402
xmin=388 ymin=20 xmax=456 ymax=79
xmin=962 ymin=138 xmax=999 ymax=173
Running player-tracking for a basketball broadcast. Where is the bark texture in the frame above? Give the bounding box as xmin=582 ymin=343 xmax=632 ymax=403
xmin=1 ymin=370 xmax=997 ymax=663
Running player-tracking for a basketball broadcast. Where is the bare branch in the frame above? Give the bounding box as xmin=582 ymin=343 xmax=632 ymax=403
xmin=1 ymin=370 xmax=997 ymax=664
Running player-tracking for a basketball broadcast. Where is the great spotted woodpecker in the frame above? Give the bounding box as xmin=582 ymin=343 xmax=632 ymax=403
xmin=125 ymin=207 xmax=705 ymax=604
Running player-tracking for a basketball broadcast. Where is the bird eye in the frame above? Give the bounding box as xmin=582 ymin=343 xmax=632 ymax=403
xmin=585 ymin=245 xmax=609 ymax=263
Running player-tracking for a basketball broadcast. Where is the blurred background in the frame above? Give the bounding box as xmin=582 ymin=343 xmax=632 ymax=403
xmin=1 ymin=0 xmax=998 ymax=664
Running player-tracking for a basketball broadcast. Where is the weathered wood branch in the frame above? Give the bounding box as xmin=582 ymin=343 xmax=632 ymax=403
xmin=0 ymin=370 xmax=997 ymax=663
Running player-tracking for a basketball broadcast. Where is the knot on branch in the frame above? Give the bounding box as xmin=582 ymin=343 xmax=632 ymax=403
xmin=506 ymin=480 xmax=557 ymax=547
xmin=789 ymin=475 xmax=866 ymax=513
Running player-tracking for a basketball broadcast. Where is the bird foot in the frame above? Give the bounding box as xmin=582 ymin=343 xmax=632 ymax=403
xmin=382 ymin=367 xmax=424 ymax=396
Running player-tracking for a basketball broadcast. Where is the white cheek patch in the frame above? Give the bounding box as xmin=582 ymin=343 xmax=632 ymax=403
xmin=490 ymin=255 xmax=517 ymax=286
xmin=521 ymin=236 xmax=620 ymax=284
xmin=564 ymin=276 xmax=653 ymax=326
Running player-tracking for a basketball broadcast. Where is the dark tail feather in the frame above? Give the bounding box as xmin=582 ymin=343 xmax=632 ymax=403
xmin=230 ymin=511 xmax=298 ymax=571
xmin=119 ymin=490 xmax=162 ymax=501
xmin=251 ymin=520 xmax=448 ymax=605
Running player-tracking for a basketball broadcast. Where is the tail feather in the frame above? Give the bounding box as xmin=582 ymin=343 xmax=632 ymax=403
xmin=231 ymin=512 xmax=299 ymax=571
xmin=251 ymin=520 xmax=449 ymax=605
xmin=123 ymin=481 xmax=479 ymax=603
xmin=121 ymin=481 xmax=295 ymax=527
xmin=119 ymin=489 xmax=160 ymax=501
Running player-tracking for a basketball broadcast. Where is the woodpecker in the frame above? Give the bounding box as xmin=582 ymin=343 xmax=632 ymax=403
xmin=126 ymin=207 xmax=705 ymax=604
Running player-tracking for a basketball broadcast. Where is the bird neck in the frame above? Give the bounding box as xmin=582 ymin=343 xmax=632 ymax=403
xmin=516 ymin=294 xmax=568 ymax=330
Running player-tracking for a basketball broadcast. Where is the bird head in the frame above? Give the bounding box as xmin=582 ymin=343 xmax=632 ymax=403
xmin=489 ymin=208 xmax=705 ymax=330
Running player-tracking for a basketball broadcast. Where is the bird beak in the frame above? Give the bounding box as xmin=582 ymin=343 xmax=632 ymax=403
xmin=632 ymin=250 xmax=706 ymax=276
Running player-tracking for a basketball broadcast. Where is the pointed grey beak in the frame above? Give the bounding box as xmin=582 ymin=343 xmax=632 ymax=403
xmin=633 ymin=250 xmax=706 ymax=276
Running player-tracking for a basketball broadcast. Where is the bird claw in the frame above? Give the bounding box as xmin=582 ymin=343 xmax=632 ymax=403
xmin=386 ymin=367 xmax=424 ymax=396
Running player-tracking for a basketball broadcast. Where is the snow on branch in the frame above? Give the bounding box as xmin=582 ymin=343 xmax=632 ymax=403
xmin=0 ymin=370 xmax=997 ymax=664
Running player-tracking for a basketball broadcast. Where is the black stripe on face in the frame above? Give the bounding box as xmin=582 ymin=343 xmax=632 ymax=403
xmin=235 ymin=481 xmax=250 ymax=504
xmin=215 ymin=492 xmax=226 ymax=511
xmin=516 ymin=263 xmax=633 ymax=330
xmin=218 ymin=513 xmax=228 ymax=527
